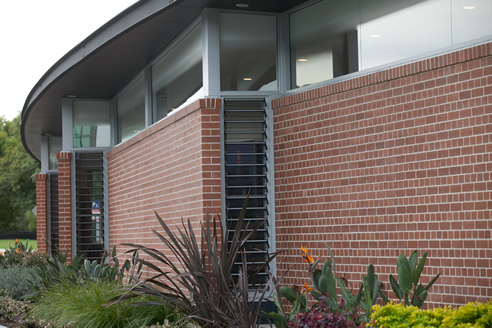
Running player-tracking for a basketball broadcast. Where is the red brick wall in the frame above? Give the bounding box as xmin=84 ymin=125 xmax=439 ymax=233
xmin=107 ymin=99 xmax=222 ymax=275
xmin=57 ymin=152 xmax=72 ymax=260
xmin=273 ymin=42 xmax=492 ymax=307
xmin=35 ymin=173 xmax=48 ymax=254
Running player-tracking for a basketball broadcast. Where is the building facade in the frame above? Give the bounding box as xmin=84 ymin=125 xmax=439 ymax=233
xmin=23 ymin=0 xmax=492 ymax=307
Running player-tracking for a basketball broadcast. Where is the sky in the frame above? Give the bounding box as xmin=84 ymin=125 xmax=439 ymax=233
xmin=0 ymin=0 xmax=138 ymax=121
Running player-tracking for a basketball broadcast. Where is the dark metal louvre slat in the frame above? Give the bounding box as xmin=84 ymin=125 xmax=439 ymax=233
xmin=75 ymin=152 xmax=105 ymax=263
xmin=49 ymin=172 xmax=59 ymax=254
xmin=224 ymin=100 xmax=270 ymax=287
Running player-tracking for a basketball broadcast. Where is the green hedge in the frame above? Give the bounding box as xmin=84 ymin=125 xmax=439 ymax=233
xmin=369 ymin=301 xmax=492 ymax=328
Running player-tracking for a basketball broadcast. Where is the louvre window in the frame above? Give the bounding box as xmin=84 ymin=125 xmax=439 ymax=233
xmin=75 ymin=152 xmax=105 ymax=261
xmin=224 ymin=99 xmax=270 ymax=286
xmin=48 ymin=172 xmax=59 ymax=254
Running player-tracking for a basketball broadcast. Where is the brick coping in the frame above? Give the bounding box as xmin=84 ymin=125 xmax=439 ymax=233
xmin=107 ymin=98 xmax=222 ymax=158
xmin=273 ymin=42 xmax=492 ymax=109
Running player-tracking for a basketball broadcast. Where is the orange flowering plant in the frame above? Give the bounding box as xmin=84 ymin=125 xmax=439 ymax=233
xmin=0 ymin=239 xmax=48 ymax=268
xmin=267 ymin=244 xmax=388 ymax=328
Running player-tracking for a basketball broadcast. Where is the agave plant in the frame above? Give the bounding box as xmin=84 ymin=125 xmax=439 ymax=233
xmin=109 ymin=194 xmax=282 ymax=328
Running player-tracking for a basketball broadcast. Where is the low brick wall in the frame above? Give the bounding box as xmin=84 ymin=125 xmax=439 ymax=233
xmin=274 ymin=42 xmax=492 ymax=307
xmin=106 ymin=99 xmax=222 ymax=277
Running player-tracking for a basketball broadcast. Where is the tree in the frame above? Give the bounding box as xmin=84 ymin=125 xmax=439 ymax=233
xmin=0 ymin=113 xmax=39 ymax=233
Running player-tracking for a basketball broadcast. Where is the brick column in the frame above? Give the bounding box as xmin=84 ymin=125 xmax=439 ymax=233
xmin=35 ymin=173 xmax=48 ymax=254
xmin=57 ymin=152 xmax=72 ymax=260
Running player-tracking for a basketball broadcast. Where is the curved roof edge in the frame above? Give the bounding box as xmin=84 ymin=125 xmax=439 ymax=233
xmin=21 ymin=0 xmax=182 ymax=161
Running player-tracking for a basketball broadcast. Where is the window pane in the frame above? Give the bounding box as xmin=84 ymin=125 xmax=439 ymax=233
xmin=452 ymin=0 xmax=492 ymax=44
xmin=220 ymin=14 xmax=277 ymax=91
xmin=152 ymin=23 xmax=203 ymax=122
xmin=118 ymin=75 xmax=145 ymax=143
xmin=360 ymin=0 xmax=451 ymax=70
xmin=73 ymin=101 xmax=110 ymax=148
xmin=48 ymin=136 xmax=62 ymax=170
xmin=290 ymin=0 xmax=359 ymax=88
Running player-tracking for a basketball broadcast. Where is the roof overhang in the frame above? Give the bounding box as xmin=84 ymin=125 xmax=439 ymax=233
xmin=21 ymin=0 xmax=309 ymax=161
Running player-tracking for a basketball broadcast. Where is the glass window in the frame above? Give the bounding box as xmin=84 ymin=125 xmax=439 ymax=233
xmin=73 ymin=100 xmax=111 ymax=148
xmin=360 ymin=0 xmax=451 ymax=70
xmin=48 ymin=136 xmax=62 ymax=170
xmin=220 ymin=13 xmax=277 ymax=91
xmin=152 ymin=23 xmax=203 ymax=122
xmin=290 ymin=0 xmax=359 ymax=88
xmin=290 ymin=0 xmax=462 ymax=88
xmin=117 ymin=76 xmax=145 ymax=143
xmin=451 ymin=0 xmax=492 ymax=44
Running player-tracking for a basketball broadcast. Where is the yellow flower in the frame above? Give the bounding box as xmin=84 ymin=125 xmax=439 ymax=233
xmin=16 ymin=249 xmax=19 ymax=253
xmin=15 ymin=238 xmax=19 ymax=244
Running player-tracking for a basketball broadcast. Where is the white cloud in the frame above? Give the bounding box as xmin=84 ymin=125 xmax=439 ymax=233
xmin=0 ymin=0 xmax=138 ymax=120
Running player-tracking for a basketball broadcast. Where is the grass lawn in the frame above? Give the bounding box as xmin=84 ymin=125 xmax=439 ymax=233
xmin=0 ymin=239 xmax=37 ymax=250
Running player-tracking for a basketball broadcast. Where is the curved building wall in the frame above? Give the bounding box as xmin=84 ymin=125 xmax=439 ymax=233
xmin=106 ymin=99 xmax=222 ymax=272
xmin=274 ymin=42 xmax=492 ymax=307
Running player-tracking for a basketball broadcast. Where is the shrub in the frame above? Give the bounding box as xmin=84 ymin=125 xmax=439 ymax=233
xmin=0 ymin=266 xmax=41 ymax=300
xmin=287 ymin=297 xmax=361 ymax=328
xmin=369 ymin=301 xmax=492 ymax=328
xmin=0 ymin=295 xmax=50 ymax=328
xmin=441 ymin=301 xmax=492 ymax=328
xmin=30 ymin=280 xmax=182 ymax=328
xmin=0 ymin=239 xmax=48 ymax=268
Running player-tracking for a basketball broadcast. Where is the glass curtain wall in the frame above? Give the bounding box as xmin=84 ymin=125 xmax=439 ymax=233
xmin=73 ymin=101 xmax=111 ymax=148
xmin=152 ymin=23 xmax=203 ymax=122
xmin=220 ymin=13 xmax=278 ymax=91
xmin=117 ymin=76 xmax=145 ymax=143
xmin=290 ymin=0 xmax=492 ymax=89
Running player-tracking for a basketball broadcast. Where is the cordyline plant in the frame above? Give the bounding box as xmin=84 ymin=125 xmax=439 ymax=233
xmin=108 ymin=194 xmax=284 ymax=328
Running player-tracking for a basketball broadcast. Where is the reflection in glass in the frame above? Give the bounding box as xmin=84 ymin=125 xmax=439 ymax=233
xmin=118 ymin=76 xmax=145 ymax=143
xmin=289 ymin=0 xmax=492 ymax=89
xmin=360 ymin=0 xmax=451 ymax=70
xmin=73 ymin=101 xmax=110 ymax=148
xmin=48 ymin=136 xmax=62 ymax=170
xmin=220 ymin=14 xmax=277 ymax=91
xmin=290 ymin=0 xmax=359 ymax=88
xmin=451 ymin=0 xmax=492 ymax=44
xmin=152 ymin=23 xmax=203 ymax=122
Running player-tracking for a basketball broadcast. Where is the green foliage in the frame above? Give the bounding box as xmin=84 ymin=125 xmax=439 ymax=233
xmin=30 ymin=281 xmax=182 ymax=328
xmin=30 ymin=246 xmax=142 ymax=293
xmin=0 ymin=266 xmax=41 ymax=300
xmin=369 ymin=301 xmax=492 ymax=328
xmin=26 ymin=210 xmax=37 ymax=232
xmin=441 ymin=301 xmax=492 ymax=328
xmin=0 ymin=114 xmax=39 ymax=233
xmin=0 ymin=239 xmax=48 ymax=268
xmin=269 ymin=244 xmax=386 ymax=327
xmin=389 ymin=250 xmax=441 ymax=308
xmin=110 ymin=194 xmax=281 ymax=328
xmin=369 ymin=302 xmax=450 ymax=328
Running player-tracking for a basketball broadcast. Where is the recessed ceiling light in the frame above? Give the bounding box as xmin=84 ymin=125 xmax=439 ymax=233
xmin=370 ymin=34 xmax=381 ymax=38
xmin=298 ymin=58 xmax=308 ymax=62
xmin=236 ymin=3 xmax=249 ymax=8
xmin=67 ymin=95 xmax=77 ymax=98
xmin=243 ymin=77 xmax=252 ymax=81
xmin=463 ymin=6 xmax=475 ymax=9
